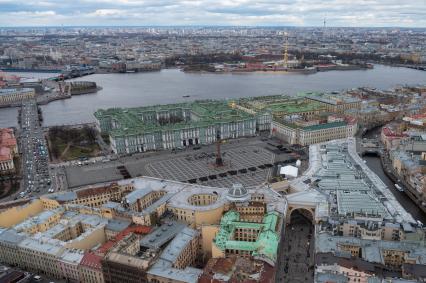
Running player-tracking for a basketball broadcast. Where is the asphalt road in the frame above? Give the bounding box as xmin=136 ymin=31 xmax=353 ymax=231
xmin=8 ymin=100 xmax=52 ymax=201
xmin=276 ymin=210 xmax=314 ymax=283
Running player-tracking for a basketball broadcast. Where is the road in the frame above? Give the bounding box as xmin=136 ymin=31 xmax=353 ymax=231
xmin=11 ymin=100 xmax=52 ymax=200
xmin=276 ymin=210 xmax=314 ymax=283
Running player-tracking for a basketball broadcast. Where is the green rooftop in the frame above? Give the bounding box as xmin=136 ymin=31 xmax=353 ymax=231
xmin=267 ymin=100 xmax=325 ymax=115
xmin=213 ymin=210 xmax=280 ymax=265
xmin=237 ymin=95 xmax=325 ymax=115
xmin=94 ymin=100 xmax=255 ymax=137
xmin=303 ymin=121 xmax=347 ymax=131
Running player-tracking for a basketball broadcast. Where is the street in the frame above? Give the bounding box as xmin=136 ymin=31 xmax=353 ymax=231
xmin=14 ymin=100 xmax=51 ymax=200
xmin=276 ymin=210 xmax=314 ymax=283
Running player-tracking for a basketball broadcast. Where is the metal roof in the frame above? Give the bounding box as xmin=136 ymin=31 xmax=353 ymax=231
xmin=336 ymin=191 xmax=387 ymax=217
xmin=94 ymin=100 xmax=255 ymax=137
xmin=213 ymin=210 xmax=280 ymax=265
xmin=140 ymin=221 xmax=187 ymax=250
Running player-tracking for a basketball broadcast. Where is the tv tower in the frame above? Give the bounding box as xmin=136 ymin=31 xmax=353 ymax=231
xmin=283 ymin=32 xmax=288 ymax=69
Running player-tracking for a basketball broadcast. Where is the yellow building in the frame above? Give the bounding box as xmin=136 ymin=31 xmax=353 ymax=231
xmin=341 ymin=221 xmax=403 ymax=241
xmin=0 ymin=88 xmax=35 ymax=105
xmin=2 ymin=176 xmax=287 ymax=282
xmin=0 ymin=205 xmax=109 ymax=280
xmin=0 ymin=229 xmax=26 ymax=266
xmin=305 ymin=93 xmax=361 ymax=113
xmin=17 ymin=237 xmax=65 ymax=278
xmin=0 ymin=199 xmax=44 ymax=228
xmin=13 ymin=207 xmax=64 ymax=234
xmin=272 ymin=119 xmax=357 ymax=146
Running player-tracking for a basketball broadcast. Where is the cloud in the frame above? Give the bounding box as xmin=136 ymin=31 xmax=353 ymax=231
xmin=88 ymin=9 xmax=127 ymax=17
xmin=0 ymin=0 xmax=425 ymax=27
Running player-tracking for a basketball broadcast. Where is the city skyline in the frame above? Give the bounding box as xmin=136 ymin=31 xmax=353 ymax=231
xmin=0 ymin=2 xmax=426 ymax=282
xmin=0 ymin=0 xmax=426 ymax=28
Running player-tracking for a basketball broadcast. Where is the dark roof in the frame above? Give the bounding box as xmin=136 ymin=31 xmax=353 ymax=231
xmin=76 ymin=183 xmax=118 ymax=198
xmin=403 ymin=263 xmax=426 ymax=278
xmin=316 ymin=253 xmax=401 ymax=279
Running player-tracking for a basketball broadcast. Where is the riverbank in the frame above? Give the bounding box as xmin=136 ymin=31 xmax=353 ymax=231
xmin=1 ymin=64 xmax=426 ymax=128
xmin=0 ymin=80 xmax=101 ymax=109
xmin=381 ymin=62 xmax=426 ymax=71
xmin=184 ymin=63 xmax=369 ymax=74
xmin=362 ymin=128 xmax=426 ymax=222
xmin=0 ymin=67 xmax=62 ymax=73
xmin=380 ymin=151 xmax=426 ymax=215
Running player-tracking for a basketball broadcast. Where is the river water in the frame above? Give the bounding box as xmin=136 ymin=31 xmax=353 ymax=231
xmin=363 ymin=128 xmax=426 ymax=223
xmin=1 ymin=64 xmax=426 ymax=128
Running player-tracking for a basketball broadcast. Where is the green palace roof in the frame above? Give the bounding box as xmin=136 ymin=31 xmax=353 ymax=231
xmin=213 ymin=210 xmax=280 ymax=265
xmin=94 ymin=100 xmax=255 ymax=137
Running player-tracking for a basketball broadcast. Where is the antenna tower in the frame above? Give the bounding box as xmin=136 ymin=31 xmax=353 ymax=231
xmin=283 ymin=32 xmax=288 ymax=68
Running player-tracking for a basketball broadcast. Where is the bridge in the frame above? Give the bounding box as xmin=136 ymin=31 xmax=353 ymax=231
xmin=359 ymin=138 xmax=383 ymax=156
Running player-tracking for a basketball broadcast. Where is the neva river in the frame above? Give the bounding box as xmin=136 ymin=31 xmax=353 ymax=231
xmin=1 ymin=65 xmax=426 ymax=127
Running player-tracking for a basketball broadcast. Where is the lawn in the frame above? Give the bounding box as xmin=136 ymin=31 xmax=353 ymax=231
xmin=48 ymin=126 xmax=101 ymax=162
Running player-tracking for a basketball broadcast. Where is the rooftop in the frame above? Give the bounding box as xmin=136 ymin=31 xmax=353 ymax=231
xmin=147 ymin=226 xmax=202 ymax=283
xmin=303 ymin=92 xmax=361 ymax=105
xmin=214 ymin=210 xmax=280 ymax=266
xmin=80 ymin=252 xmax=102 ymax=270
xmin=105 ymin=219 xmax=131 ymax=232
xmin=337 ymin=191 xmax=387 ymax=217
xmin=160 ymin=227 xmax=198 ymax=264
xmin=0 ymin=228 xmax=27 ymax=245
xmin=18 ymin=237 xmax=64 ymax=256
xmin=0 ymin=128 xmax=16 ymax=148
xmin=303 ymin=121 xmax=348 ymax=131
xmin=140 ymin=221 xmax=187 ymax=250
xmin=14 ymin=207 xmax=64 ymax=232
xmin=124 ymin=187 xmax=153 ymax=205
xmin=148 ymin=261 xmax=202 ymax=283
xmin=59 ymin=249 xmax=84 ymax=264
xmin=316 ymin=232 xmax=426 ymax=265
xmin=94 ymin=100 xmax=255 ymax=137
xmin=199 ymin=257 xmax=275 ymax=283
xmin=313 ymin=140 xmax=411 ymax=222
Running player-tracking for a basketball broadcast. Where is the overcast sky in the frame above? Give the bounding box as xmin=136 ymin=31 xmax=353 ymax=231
xmin=0 ymin=0 xmax=425 ymax=27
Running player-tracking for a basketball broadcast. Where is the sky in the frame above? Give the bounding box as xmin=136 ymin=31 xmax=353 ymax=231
xmin=0 ymin=0 xmax=425 ymax=27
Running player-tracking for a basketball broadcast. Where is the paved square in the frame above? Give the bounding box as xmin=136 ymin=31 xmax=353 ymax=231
xmin=63 ymin=138 xmax=300 ymax=189
xmin=144 ymin=146 xmax=274 ymax=187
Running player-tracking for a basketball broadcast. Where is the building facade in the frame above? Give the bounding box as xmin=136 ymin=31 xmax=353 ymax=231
xmin=0 ymin=128 xmax=17 ymax=173
xmin=272 ymin=120 xmax=358 ymax=146
xmin=95 ymin=101 xmax=259 ymax=154
xmin=0 ymin=88 xmax=35 ymax=105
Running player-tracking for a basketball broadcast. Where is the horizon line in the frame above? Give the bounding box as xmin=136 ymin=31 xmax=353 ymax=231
xmin=0 ymin=25 xmax=425 ymax=29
